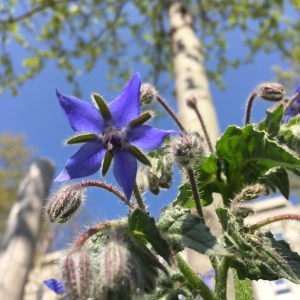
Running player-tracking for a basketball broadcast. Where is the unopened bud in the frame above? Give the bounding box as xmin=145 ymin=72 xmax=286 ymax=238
xmin=46 ymin=184 xmax=84 ymax=223
xmin=172 ymin=132 xmax=205 ymax=168
xmin=232 ymin=204 xmax=255 ymax=219
xmin=63 ymin=251 xmax=94 ymax=300
xmin=256 ymin=82 xmax=285 ymax=102
xmin=186 ymin=94 xmax=197 ymax=109
xmin=140 ymin=83 xmax=157 ymax=105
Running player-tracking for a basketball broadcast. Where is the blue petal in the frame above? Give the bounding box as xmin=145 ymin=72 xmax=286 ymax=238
xmin=108 ymin=73 xmax=141 ymax=128
xmin=113 ymin=150 xmax=137 ymax=201
xmin=55 ymin=141 xmax=106 ymax=181
xmin=44 ymin=278 xmax=66 ymax=294
xmin=56 ymin=89 xmax=104 ymax=135
xmin=127 ymin=125 xmax=180 ymax=151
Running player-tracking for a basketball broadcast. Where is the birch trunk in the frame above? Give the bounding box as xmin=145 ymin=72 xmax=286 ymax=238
xmin=0 ymin=158 xmax=55 ymax=300
xmin=167 ymin=2 xmax=236 ymax=297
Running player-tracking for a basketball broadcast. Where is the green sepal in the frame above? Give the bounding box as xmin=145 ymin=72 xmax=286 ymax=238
xmin=102 ymin=151 xmax=113 ymax=176
xmin=92 ymin=93 xmax=111 ymax=118
xmin=129 ymin=146 xmax=152 ymax=167
xmin=65 ymin=133 xmax=97 ymax=144
xmin=130 ymin=111 xmax=152 ymax=126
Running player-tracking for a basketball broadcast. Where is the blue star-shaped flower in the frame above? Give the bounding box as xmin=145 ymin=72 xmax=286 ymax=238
xmin=44 ymin=278 xmax=66 ymax=294
xmin=282 ymin=85 xmax=300 ymax=124
xmin=55 ymin=73 xmax=178 ymax=201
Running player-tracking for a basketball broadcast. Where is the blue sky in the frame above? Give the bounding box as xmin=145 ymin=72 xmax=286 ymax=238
xmin=0 ymin=14 xmax=294 ymax=248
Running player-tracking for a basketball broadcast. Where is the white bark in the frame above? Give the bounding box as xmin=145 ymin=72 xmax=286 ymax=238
xmin=0 ymin=158 xmax=55 ymax=300
xmin=167 ymin=3 xmax=236 ymax=298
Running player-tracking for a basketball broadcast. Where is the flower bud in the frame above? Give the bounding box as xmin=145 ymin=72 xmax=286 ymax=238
xmin=140 ymin=83 xmax=157 ymax=105
xmin=172 ymin=132 xmax=205 ymax=168
xmin=63 ymin=251 xmax=94 ymax=300
xmin=46 ymin=184 xmax=84 ymax=223
xmin=239 ymin=184 xmax=266 ymax=201
xmin=186 ymin=94 xmax=197 ymax=109
xmin=256 ymin=82 xmax=285 ymax=102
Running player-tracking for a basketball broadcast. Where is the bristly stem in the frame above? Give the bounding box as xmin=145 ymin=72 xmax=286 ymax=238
xmin=73 ymin=220 xmax=124 ymax=250
xmin=244 ymin=91 xmax=257 ymax=125
xmin=283 ymin=92 xmax=300 ymax=114
xmin=187 ymin=167 xmax=205 ymax=223
xmin=133 ymin=182 xmax=146 ymax=211
xmin=248 ymin=214 xmax=300 ymax=232
xmin=190 ymin=104 xmax=214 ymax=153
xmin=156 ymin=94 xmax=186 ymax=133
xmin=78 ymin=180 xmax=136 ymax=208
xmin=215 ymin=257 xmax=232 ymax=300
xmin=176 ymin=254 xmax=215 ymax=300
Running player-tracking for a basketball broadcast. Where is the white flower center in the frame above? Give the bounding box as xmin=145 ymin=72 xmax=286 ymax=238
xmin=102 ymin=127 xmax=127 ymax=152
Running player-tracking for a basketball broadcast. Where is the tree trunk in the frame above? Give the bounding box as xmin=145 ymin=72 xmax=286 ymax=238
xmin=0 ymin=158 xmax=55 ymax=300
xmin=167 ymin=2 xmax=235 ymax=298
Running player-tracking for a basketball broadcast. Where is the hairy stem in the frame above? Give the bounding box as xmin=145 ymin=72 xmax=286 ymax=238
xmin=78 ymin=180 xmax=136 ymax=208
xmin=244 ymin=92 xmax=257 ymax=125
xmin=187 ymin=167 xmax=205 ymax=223
xmin=156 ymin=94 xmax=186 ymax=133
xmin=191 ymin=104 xmax=214 ymax=152
xmin=283 ymin=92 xmax=300 ymax=114
xmin=133 ymin=183 xmax=146 ymax=211
xmin=176 ymin=254 xmax=215 ymax=300
xmin=215 ymin=257 xmax=232 ymax=300
xmin=73 ymin=220 xmax=124 ymax=250
xmin=249 ymin=214 xmax=300 ymax=232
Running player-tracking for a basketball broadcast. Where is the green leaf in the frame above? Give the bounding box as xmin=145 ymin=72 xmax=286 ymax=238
xmin=263 ymin=104 xmax=283 ymax=138
xmin=216 ymin=208 xmax=300 ymax=283
xmin=128 ymin=208 xmax=175 ymax=266
xmin=216 ymin=125 xmax=300 ymax=202
xmin=157 ymin=206 xmax=228 ymax=256
xmin=259 ymin=167 xmax=289 ymax=199
xmin=65 ymin=133 xmax=97 ymax=144
xmin=172 ymin=182 xmax=193 ymax=207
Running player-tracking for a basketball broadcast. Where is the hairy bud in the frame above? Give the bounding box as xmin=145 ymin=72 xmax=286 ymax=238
xmin=63 ymin=251 xmax=94 ymax=300
xmin=46 ymin=184 xmax=84 ymax=223
xmin=256 ymin=82 xmax=285 ymax=102
xmin=186 ymin=94 xmax=197 ymax=109
xmin=140 ymin=83 xmax=157 ymax=105
xmin=172 ymin=132 xmax=205 ymax=168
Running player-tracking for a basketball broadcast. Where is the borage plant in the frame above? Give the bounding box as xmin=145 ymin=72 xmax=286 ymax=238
xmin=45 ymin=74 xmax=300 ymax=300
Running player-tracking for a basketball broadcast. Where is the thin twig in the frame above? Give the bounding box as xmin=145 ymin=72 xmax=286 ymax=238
xmin=156 ymin=94 xmax=186 ymax=133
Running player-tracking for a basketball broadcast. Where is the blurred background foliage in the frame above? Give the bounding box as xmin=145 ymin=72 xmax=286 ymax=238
xmin=0 ymin=133 xmax=32 ymax=243
xmin=1 ymin=0 xmax=300 ymax=97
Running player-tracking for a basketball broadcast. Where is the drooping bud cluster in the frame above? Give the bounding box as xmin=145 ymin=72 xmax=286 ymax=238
xmin=278 ymin=123 xmax=300 ymax=156
xmin=46 ymin=184 xmax=84 ymax=223
xmin=140 ymin=83 xmax=157 ymax=105
xmin=146 ymin=145 xmax=173 ymax=195
xmin=62 ymin=250 xmax=94 ymax=300
xmin=172 ymin=132 xmax=205 ymax=168
xmin=256 ymin=82 xmax=285 ymax=102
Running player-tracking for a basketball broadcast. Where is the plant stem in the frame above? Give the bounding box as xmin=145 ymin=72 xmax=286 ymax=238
xmin=191 ymin=104 xmax=214 ymax=153
xmin=133 ymin=183 xmax=146 ymax=210
xmin=187 ymin=167 xmax=205 ymax=223
xmin=283 ymin=92 xmax=300 ymax=114
xmin=176 ymin=253 xmax=215 ymax=300
xmin=244 ymin=91 xmax=257 ymax=125
xmin=156 ymin=94 xmax=186 ymax=133
xmin=215 ymin=257 xmax=232 ymax=300
xmin=78 ymin=180 xmax=136 ymax=208
xmin=248 ymin=213 xmax=300 ymax=232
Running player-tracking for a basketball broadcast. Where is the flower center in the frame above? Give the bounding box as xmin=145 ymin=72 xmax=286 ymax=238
xmin=102 ymin=128 xmax=126 ymax=152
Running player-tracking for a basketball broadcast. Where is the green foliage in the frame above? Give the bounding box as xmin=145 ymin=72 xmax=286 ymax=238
xmin=157 ymin=206 xmax=227 ymax=256
xmin=1 ymin=0 xmax=300 ymax=95
xmin=0 ymin=133 xmax=32 ymax=242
